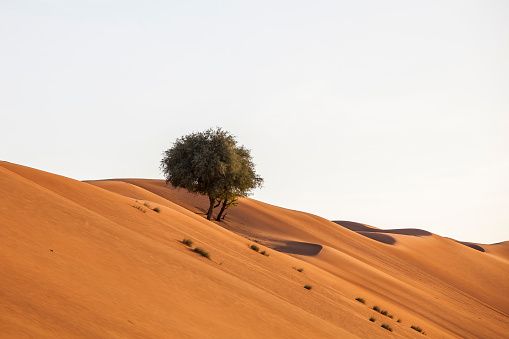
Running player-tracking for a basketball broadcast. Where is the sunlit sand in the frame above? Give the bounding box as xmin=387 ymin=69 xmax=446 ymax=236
xmin=1 ymin=161 xmax=507 ymax=338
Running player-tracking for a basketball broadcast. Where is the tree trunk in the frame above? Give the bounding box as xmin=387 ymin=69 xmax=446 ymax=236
xmin=206 ymin=197 xmax=215 ymax=220
xmin=216 ymin=199 xmax=228 ymax=221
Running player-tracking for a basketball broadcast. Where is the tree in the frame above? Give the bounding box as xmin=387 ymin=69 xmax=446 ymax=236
xmin=160 ymin=128 xmax=263 ymax=220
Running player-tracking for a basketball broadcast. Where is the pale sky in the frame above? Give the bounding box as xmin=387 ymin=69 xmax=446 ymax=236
xmin=1 ymin=1 xmax=508 ymax=244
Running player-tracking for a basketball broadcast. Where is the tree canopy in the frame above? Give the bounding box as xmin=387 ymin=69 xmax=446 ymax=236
xmin=160 ymin=128 xmax=263 ymax=220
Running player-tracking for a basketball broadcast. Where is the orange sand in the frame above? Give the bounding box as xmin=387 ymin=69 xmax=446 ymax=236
xmin=1 ymin=162 xmax=507 ymax=338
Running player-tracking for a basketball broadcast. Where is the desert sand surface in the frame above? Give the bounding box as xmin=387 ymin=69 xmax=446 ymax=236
xmin=1 ymin=162 xmax=508 ymax=338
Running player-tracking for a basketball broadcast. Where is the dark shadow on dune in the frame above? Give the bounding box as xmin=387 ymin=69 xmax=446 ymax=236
xmin=270 ymin=241 xmax=323 ymax=256
xmin=332 ymin=221 xmax=432 ymax=245
xmin=459 ymin=242 xmax=485 ymax=252
xmin=380 ymin=229 xmax=432 ymax=236
xmin=333 ymin=221 xmax=432 ymax=236
xmin=357 ymin=232 xmax=396 ymax=245
xmin=332 ymin=221 xmax=376 ymax=232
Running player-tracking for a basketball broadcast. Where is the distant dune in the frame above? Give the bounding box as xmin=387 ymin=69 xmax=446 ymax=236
xmin=1 ymin=161 xmax=508 ymax=338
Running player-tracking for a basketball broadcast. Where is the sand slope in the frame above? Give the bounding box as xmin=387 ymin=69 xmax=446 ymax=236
xmin=1 ymin=162 xmax=508 ymax=338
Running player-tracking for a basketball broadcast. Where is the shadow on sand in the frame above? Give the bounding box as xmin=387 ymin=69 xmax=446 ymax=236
xmin=357 ymin=231 xmax=397 ymax=245
xmin=270 ymin=241 xmax=323 ymax=256
xmin=458 ymin=241 xmax=485 ymax=252
xmin=333 ymin=221 xmax=432 ymax=245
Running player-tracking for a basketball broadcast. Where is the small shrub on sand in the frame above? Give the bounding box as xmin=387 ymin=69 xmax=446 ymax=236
xmin=369 ymin=317 xmax=376 ymax=322
xmin=182 ymin=238 xmax=193 ymax=247
xmin=260 ymin=250 xmax=269 ymax=256
xmin=388 ymin=314 xmax=393 ymax=319
xmin=355 ymin=297 xmax=366 ymax=304
xmin=250 ymin=244 xmax=260 ymax=252
xmin=193 ymin=247 xmax=210 ymax=259
xmin=380 ymin=310 xmax=388 ymax=316
xmin=292 ymin=267 xmax=304 ymax=272
xmin=381 ymin=324 xmax=392 ymax=332
xmin=153 ymin=207 xmax=161 ymax=213
xmin=373 ymin=306 xmax=381 ymax=312
xmin=133 ymin=205 xmax=146 ymax=213
xmin=411 ymin=325 xmax=423 ymax=333
xmin=144 ymin=202 xmax=151 ymax=208
xmin=397 ymin=319 xmax=402 ymax=323
xmin=304 ymin=285 xmax=312 ymax=290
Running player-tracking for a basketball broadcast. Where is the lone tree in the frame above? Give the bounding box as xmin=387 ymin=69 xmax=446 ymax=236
xmin=160 ymin=128 xmax=263 ymax=220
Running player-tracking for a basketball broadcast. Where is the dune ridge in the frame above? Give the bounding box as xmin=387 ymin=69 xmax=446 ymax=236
xmin=1 ymin=162 xmax=508 ymax=338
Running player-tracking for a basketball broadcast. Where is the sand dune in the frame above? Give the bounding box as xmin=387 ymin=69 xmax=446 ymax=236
xmin=484 ymin=241 xmax=509 ymax=261
xmin=1 ymin=162 xmax=508 ymax=338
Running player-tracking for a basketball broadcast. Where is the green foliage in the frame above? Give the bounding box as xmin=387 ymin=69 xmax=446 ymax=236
xmin=182 ymin=238 xmax=193 ymax=247
xmin=355 ymin=297 xmax=366 ymax=304
xmin=381 ymin=310 xmax=388 ymax=316
xmin=411 ymin=325 xmax=423 ymax=333
xmin=160 ymin=127 xmax=263 ymax=220
xmin=260 ymin=250 xmax=269 ymax=256
xmin=304 ymin=285 xmax=312 ymax=290
xmin=214 ymin=144 xmax=264 ymax=220
xmin=250 ymin=244 xmax=260 ymax=252
xmin=373 ymin=306 xmax=380 ymax=312
xmin=193 ymin=247 xmax=210 ymax=259
xmin=369 ymin=317 xmax=376 ymax=322
xmin=381 ymin=324 xmax=392 ymax=332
